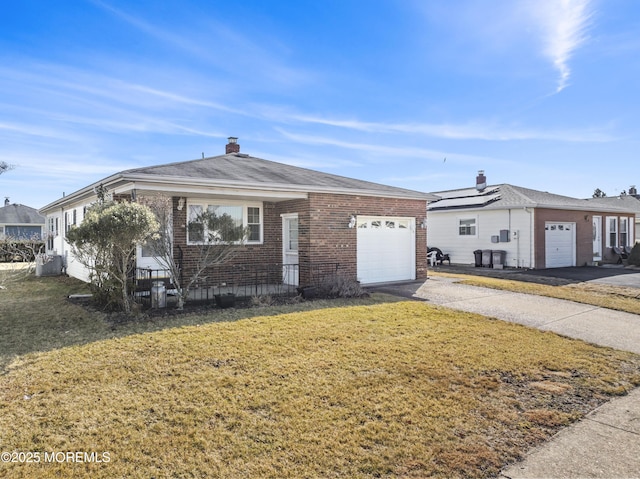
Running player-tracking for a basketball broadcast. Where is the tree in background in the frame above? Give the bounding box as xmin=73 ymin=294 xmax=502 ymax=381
xmin=0 ymin=161 xmax=14 ymax=175
xmin=592 ymin=188 xmax=607 ymax=198
xmin=142 ymin=195 xmax=248 ymax=310
xmin=66 ymin=200 xmax=159 ymax=314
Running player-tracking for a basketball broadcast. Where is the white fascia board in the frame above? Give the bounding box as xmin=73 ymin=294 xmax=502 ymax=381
xmin=122 ymin=173 xmax=435 ymax=201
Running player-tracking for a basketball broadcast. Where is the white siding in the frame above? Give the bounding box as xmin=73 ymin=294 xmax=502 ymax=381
xmin=45 ymin=199 xmax=95 ymax=282
xmin=427 ymin=208 xmax=534 ymax=268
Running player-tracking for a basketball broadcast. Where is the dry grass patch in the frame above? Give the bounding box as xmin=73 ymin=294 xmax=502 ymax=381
xmin=1 ymin=302 xmax=639 ymax=478
xmin=431 ymin=272 xmax=640 ymax=315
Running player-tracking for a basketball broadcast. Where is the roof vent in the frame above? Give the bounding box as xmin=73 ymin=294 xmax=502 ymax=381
xmin=4 ymin=197 xmax=9 ymax=207
xmin=476 ymin=170 xmax=487 ymax=192
xmin=225 ymin=137 xmax=240 ymax=154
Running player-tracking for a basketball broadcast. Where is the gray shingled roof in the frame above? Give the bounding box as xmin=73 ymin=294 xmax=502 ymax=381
xmin=123 ymin=153 xmax=435 ymax=200
xmin=429 ymin=184 xmax=637 ymax=213
xmin=0 ymin=204 xmax=45 ymax=224
xmin=586 ymin=195 xmax=640 ymax=214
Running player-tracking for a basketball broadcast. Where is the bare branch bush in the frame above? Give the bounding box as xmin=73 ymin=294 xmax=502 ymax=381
xmin=0 ymin=237 xmax=43 ymax=290
xmin=142 ymin=195 xmax=248 ymax=309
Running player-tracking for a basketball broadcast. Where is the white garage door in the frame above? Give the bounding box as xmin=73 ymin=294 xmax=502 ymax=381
xmin=545 ymin=222 xmax=576 ymax=268
xmin=357 ymin=216 xmax=415 ymax=284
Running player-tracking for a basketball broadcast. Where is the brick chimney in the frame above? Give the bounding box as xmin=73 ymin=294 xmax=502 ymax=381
xmin=476 ymin=170 xmax=487 ymax=192
xmin=225 ymin=137 xmax=240 ymax=154
xmin=629 ymin=185 xmax=638 ymax=198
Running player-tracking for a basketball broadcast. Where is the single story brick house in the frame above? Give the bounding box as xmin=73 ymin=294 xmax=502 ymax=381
xmin=0 ymin=198 xmax=45 ymax=240
xmin=427 ymin=171 xmax=636 ymax=269
xmin=586 ymin=187 xmax=640 ymax=245
xmin=40 ymin=138 xmax=436 ymax=287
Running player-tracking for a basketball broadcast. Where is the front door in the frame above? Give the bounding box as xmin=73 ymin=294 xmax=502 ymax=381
xmin=593 ymin=216 xmax=602 ymax=262
xmin=282 ymin=213 xmax=299 ymax=286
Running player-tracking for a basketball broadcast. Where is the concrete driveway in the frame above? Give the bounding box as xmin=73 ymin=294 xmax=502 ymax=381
xmin=429 ymin=264 xmax=640 ymax=288
xmin=367 ymin=274 xmax=640 ymax=479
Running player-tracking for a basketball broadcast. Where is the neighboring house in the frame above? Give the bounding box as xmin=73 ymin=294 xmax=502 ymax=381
xmin=427 ymin=171 xmax=636 ymax=269
xmin=40 ymin=138 xmax=437 ymax=285
xmin=586 ymin=186 xmax=640 ymax=244
xmin=0 ymin=198 xmax=45 ymax=240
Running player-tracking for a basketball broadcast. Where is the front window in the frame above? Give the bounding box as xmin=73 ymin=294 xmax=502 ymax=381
xmin=620 ymin=218 xmax=628 ymax=247
xmin=607 ymin=217 xmax=618 ymax=248
xmin=459 ymin=218 xmax=476 ymax=236
xmin=187 ymin=201 xmax=262 ymax=244
xmin=247 ymin=207 xmax=261 ymax=242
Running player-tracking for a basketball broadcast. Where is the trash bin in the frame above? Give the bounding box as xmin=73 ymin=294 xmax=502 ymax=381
xmin=473 ymin=250 xmax=483 ymax=267
xmin=481 ymin=249 xmax=493 ymax=268
xmin=151 ymin=281 xmax=167 ymax=308
xmin=492 ymin=250 xmax=506 ymax=269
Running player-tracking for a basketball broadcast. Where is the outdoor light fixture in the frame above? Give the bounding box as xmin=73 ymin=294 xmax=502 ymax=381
xmin=421 ymin=218 xmax=428 ymax=229
xmin=177 ymin=198 xmax=185 ymax=210
xmin=348 ymin=215 xmax=356 ymax=228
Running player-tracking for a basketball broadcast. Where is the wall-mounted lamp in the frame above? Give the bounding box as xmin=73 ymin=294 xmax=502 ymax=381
xmin=421 ymin=218 xmax=428 ymax=229
xmin=584 ymin=214 xmax=589 ymax=221
xmin=348 ymin=215 xmax=356 ymax=228
xmin=177 ymin=197 xmax=185 ymax=211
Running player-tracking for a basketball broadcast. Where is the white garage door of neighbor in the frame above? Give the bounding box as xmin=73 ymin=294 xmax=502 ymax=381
xmin=356 ymin=216 xmax=415 ymax=284
xmin=545 ymin=222 xmax=576 ymax=268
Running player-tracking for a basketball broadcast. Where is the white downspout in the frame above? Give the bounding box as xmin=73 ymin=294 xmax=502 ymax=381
xmin=524 ymin=207 xmax=533 ymax=268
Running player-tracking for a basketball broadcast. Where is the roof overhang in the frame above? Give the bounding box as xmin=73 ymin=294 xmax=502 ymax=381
xmin=40 ymin=173 xmax=435 ymax=214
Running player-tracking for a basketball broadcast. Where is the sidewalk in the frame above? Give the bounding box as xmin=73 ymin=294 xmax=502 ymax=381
xmin=369 ymin=277 xmax=640 ymax=479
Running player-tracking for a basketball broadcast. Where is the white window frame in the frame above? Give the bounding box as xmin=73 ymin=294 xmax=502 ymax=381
xmin=186 ymin=199 xmax=263 ymax=245
xmin=606 ymin=216 xmax=618 ymax=248
xmin=458 ymin=217 xmax=477 ymax=237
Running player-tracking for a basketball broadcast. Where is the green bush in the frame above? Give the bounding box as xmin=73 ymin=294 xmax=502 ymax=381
xmin=628 ymin=243 xmax=640 ymax=266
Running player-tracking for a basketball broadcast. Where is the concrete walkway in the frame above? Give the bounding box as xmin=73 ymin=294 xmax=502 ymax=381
xmin=370 ymin=277 xmax=640 ymax=479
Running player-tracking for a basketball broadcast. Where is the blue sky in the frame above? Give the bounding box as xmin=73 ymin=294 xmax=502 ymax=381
xmin=1 ymin=0 xmax=639 ymax=209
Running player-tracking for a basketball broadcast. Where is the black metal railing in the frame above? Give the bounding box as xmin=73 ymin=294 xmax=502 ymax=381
xmin=131 ymin=261 xmax=341 ymax=308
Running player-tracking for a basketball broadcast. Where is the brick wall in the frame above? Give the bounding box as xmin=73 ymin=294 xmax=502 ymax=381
xmin=534 ymin=208 xmax=635 ymax=267
xmin=173 ymin=198 xmax=282 ymax=285
xmin=306 ymin=193 xmax=427 ymax=282
xmin=171 ymin=193 xmax=428 ymax=286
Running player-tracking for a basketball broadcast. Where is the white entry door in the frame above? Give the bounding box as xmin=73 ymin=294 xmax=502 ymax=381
xmin=282 ymin=213 xmax=299 ymax=286
xmin=592 ymin=216 xmax=602 ymax=261
xmin=545 ymin=222 xmax=576 ymax=268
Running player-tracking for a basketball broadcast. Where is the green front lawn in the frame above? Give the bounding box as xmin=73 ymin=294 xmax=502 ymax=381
xmin=1 ymin=276 xmax=639 ymax=478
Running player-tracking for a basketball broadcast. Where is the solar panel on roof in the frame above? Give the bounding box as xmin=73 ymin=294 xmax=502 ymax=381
xmin=428 ymin=192 xmax=501 ymax=210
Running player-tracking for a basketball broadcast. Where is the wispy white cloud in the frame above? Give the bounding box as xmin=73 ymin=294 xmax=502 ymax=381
xmin=275 ymin=129 xmax=505 ymax=165
xmin=286 ymin=114 xmax=615 ymax=142
xmin=526 ymin=0 xmax=594 ymax=92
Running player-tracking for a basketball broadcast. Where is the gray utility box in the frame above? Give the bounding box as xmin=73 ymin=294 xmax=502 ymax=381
xmin=35 ymin=255 xmax=63 ymax=277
